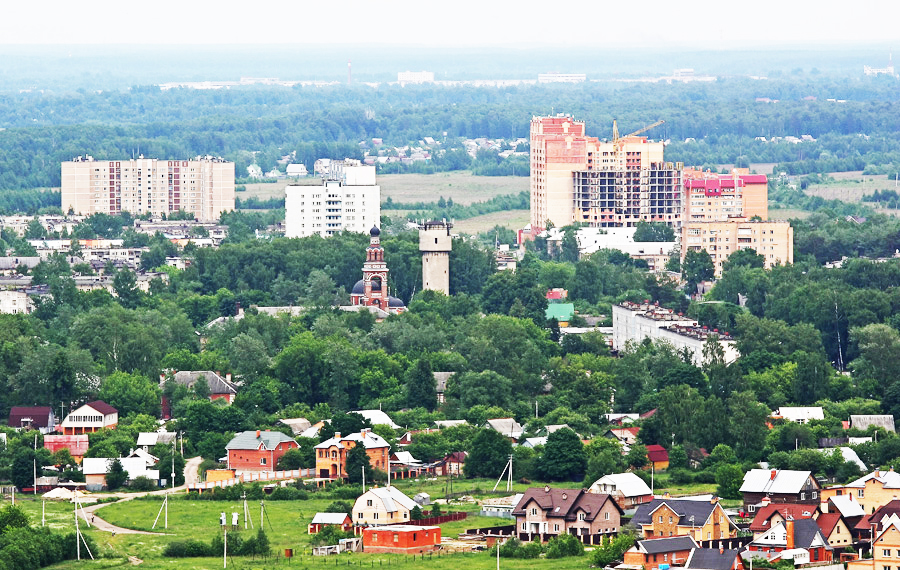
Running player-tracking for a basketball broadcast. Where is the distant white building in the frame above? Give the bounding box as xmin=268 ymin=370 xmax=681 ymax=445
xmin=286 ymin=164 xmax=308 ymax=177
xmin=773 ymin=407 xmax=824 ymax=424
xmin=537 ymin=73 xmax=586 ymax=84
xmin=0 ymin=290 xmax=33 ymax=314
xmin=398 ymin=71 xmax=434 ymax=84
xmin=285 ymin=159 xmax=380 ymax=238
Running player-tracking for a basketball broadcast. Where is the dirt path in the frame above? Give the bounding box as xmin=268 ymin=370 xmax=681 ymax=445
xmin=78 ymin=456 xmax=204 ymax=535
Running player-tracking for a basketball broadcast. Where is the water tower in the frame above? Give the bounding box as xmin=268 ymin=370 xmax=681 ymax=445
xmin=419 ymin=220 xmax=453 ymax=295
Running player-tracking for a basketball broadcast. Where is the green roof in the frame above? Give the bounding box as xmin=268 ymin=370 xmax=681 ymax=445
xmin=545 ymin=303 xmax=575 ymax=321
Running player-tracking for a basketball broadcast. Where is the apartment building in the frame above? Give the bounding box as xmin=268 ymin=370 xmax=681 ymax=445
xmin=683 ymin=168 xmax=768 ymax=222
xmin=284 ymin=159 xmax=380 ymax=238
xmin=61 ymin=156 xmax=234 ymax=222
xmin=530 ymin=115 xmax=682 ymax=232
xmin=681 ymin=218 xmax=793 ymax=276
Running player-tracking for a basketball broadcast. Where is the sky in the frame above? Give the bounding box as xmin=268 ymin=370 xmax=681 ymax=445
xmin=1 ymin=0 xmax=896 ymax=47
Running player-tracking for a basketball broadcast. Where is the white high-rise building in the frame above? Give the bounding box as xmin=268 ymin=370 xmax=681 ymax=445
xmin=285 ymin=159 xmax=380 ymax=238
xmin=61 ymin=155 xmax=234 ymax=222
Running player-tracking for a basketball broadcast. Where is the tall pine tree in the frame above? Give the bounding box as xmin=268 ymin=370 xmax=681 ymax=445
xmin=406 ymin=358 xmax=437 ymax=411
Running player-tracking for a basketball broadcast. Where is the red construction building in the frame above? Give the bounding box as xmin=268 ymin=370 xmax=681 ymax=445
xmin=362 ymin=525 xmax=441 ymax=554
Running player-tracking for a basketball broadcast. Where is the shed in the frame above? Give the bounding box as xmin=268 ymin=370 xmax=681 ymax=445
xmin=413 ymin=492 xmax=431 ymax=506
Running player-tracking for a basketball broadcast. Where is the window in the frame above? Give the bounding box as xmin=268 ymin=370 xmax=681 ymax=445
xmin=358 ymin=513 xmax=363 ymax=519
xmin=554 ymin=524 xmax=559 ymax=532
xmin=531 ymin=508 xmax=538 ymax=516
xmin=669 ymin=516 xmax=673 ymax=523
xmin=367 ymin=500 xmax=373 ymax=507
xmin=659 ymin=515 xmax=663 ymax=523
xmin=260 ymin=457 xmax=266 ymax=465
xmin=605 ymin=512 xmax=610 ymax=520
xmin=884 ymin=550 xmax=891 ymax=557
xmin=393 ymin=534 xmax=399 ymax=543
xmin=522 ymin=523 xmax=526 ymax=530
xmin=859 ymin=489 xmax=865 ymax=498
xmin=800 ymin=492 xmax=805 ymax=500
xmin=579 ymin=513 xmax=586 ymax=521
xmin=812 ymin=491 xmax=817 ymax=499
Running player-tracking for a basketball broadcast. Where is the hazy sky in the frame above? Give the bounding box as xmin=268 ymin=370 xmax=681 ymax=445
xmin=2 ymin=0 xmax=896 ymax=47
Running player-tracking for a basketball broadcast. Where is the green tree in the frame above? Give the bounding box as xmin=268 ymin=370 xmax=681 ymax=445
xmin=721 ymin=249 xmax=765 ymax=272
xmin=405 ymin=358 xmax=437 ymax=412
xmin=682 ymin=249 xmax=715 ymax=292
xmin=539 ymin=428 xmax=587 ymax=481
xmin=850 ymin=323 xmax=900 ymax=398
xmin=633 ymin=221 xmax=675 ymax=242
xmin=113 ymin=268 xmax=142 ymax=309
xmin=98 ymin=371 xmax=162 ymax=417
xmin=715 ymin=464 xmax=744 ymax=499
xmin=0 ymin=505 xmax=29 ymax=533
xmin=345 ymin=444 xmax=374 ymax=485
xmin=464 ymin=429 xmax=514 ymax=479
xmin=625 ymin=444 xmax=648 ymax=470
xmin=582 ymin=439 xmax=627 ymax=486
xmin=106 ymin=458 xmax=128 ymax=490
xmin=156 ymin=447 xmax=186 ymax=487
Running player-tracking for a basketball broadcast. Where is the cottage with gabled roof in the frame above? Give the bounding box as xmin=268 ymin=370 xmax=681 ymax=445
xmin=8 ymin=406 xmax=56 ymax=434
xmin=850 ymin=414 xmax=895 ymax=433
xmin=632 ymin=497 xmax=737 ymax=541
xmin=623 ymin=536 xmax=697 ymax=570
xmin=160 ymin=370 xmax=238 ymax=418
xmin=684 ymin=547 xmax=746 ymax=570
xmin=748 ymin=500 xmax=819 ymax=537
xmin=512 ymin=486 xmax=622 ymax=539
xmin=747 ymin=518 xmax=832 ymax=563
xmin=484 ymin=418 xmax=524 ymax=440
xmin=59 ymin=401 xmax=117 ymax=435
xmin=847 ymin=518 xmax=900 ymax=570
xmin=739 ymin=469 xmax=820 ymax=512
xmin=225 ymin=430 xmax=298 ymax=472
xmin=308 ymin=512 xmax=352 ymax=534
xmin=588 ymin=472 xmax=654 ymax=509
xmin=833 ymin=469 xmax=900 ymax=513
xmin=353 ymin=486 xmax=417 ymax=526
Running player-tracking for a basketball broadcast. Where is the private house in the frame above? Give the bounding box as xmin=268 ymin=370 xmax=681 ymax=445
xmin=352 ymin=410 xmax=400 ymax=429
xmin=684 ymin=547 xmax=746 ymax=570
xmin=434 ymin=452 xmax=466 ymax=477
xmin=746 ymin=518 xmax=833 ymax=563
xmin=835 ymin=470 xmax=900 ymax=513
xmin=850 ymin=415 xmax=895 ymax=433
xmin=647 ymin=445 xmax=670 ymax=470
xmin=771 ymin=407 xmax=824 ymax=424
xmin=825 ymin=495 xmax=866 ymax=541
xmin=816 ymin=511 xmax=855 ymax=549
xmin=353 ymin=486 xmax=417 ymax=526
xmin=623 ymin=536 xmax=698 ymax=570
xmin=136 ymin=432 xmax=177 ymax=453
xmin=854 ymin=499 xmax=900 ymax=536
xmin=632 ymin=498 xmax=738 ymax=541
xmin=748 ymin=500 xmax=819 ymax=537
xmin=160 ymin=370 xmax=238 ymax=418
xmin=8 ymin=406 xmax=56 ymax=434
xmin=43 ymin=434 xmax=90 ymax=463
xmin=308 ymin=512 xmax=353 ymax=534
xmin=279 ymin=418 xmax=312 ymax=436
xmin=361 ymin=525 xmax=441 ymax=554
xmin=59 ymin=401 xmax=118 ymax=435
xmin=225 ymin=430 xmax=298 ymax=472
xmin=847 ymin=519 xmax=900 ymax=570
xmin=588 ymin=472 xmax=654 ymax=510
xmin=512 ymin=486 xmax=622 ymax=539
xmin=484 ymin=418 xmax=524 ymax=441
xmin=314 ymin=428 xmax=390 ymax=480
xmin=605 ymin=427 xmax=640 ymax=447
xmin=82 ymin=457 xmax=160 ymax=490
xmin=739 ymin=469 xmax=821 ymax=512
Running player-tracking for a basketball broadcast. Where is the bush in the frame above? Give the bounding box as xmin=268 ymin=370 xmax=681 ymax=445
xmin=545 ymin=533 xmax=584 ymax=558
xmin=163 ymin=539 xmax=215 ymax=557
xmin=129 ymin=476 xmax=158 ymax=492
xmin=325 ymin=501 xmax=352 ymax=515
xmin=667 ymin=467 xmax=694 ymax=485
xmin=490 ymin=537 xmax=544 ymax=559
xmin=311 ymin=525 xmax=353 ymax=547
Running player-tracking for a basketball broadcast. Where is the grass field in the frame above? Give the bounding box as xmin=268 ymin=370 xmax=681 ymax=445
xmin=452 ymin=210 xmax=530 ymax=235
xmin=239 ymin=173 xmax=528 ymax=207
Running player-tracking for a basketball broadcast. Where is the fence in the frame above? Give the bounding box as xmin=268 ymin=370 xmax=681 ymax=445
xmin=395 ymin=512 xmax=468 ymax=526
xmin=187 ymin=468 xmax=314 ymax=491
xmin=696 ymin=537 xmax=753 ymax=550
xmin=517 ymin=530 xmax=617 ymax=545
xmin=464 ymin=525 xmax=516 ymax=536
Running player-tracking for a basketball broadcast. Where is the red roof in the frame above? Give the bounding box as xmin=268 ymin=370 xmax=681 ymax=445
xmin=749 ymin=503 xmax=818 ymax=532
xmin=816 ymin=513 xmax=842 ymax=537
xmin=640 ymin=409 xmax=657 ymax=420
xmin=646 ymin=445 xmax=669 ymax=463
xmin=8 ymin=406 xmax=53 ymax=429
xmin=43 ymin=435 xmax=90 ymax=457
xmin=84 ymin=401 xmax=117 ymax=415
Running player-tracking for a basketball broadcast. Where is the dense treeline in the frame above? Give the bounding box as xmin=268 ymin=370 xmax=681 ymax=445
xmin=2 ymin=76 xmax=900 ymax=190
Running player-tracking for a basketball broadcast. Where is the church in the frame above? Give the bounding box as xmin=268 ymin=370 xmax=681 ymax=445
xmin=350 ymin=226 xmax=406 ymax=314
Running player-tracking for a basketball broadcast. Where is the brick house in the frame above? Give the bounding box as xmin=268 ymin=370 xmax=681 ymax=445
xmin=816 ymin=512 xmax=854 ymax=549
xmin=512 ymin=486 xmax=622 ymax=539
xmin=43 ymin=434 xmax=90 ymax=463
xmin=59 ymin=401 xmax=117 ymax=435
xmin=308 ymin=512 xmax=353 ymax=534
xmin=225 ymin=430 xmax=298 ymax=472
xmin=646 ymin=445 xmax=670 ymax=470
xmin=624 ymin=536 xmax=697 ymax=570
xmin=855 ymin=499 xmax=900 ymax=537
xmin=739 ymin=469 xmax=821 ymax=512
xmin=829 ymin=470 xmax=900 ymax=514
xmin=847 ymin=519 xmax=900 ymax=570
xmin=748 ymin=501 xmax=820 ymax=537
xmin=362 ymin=525 xmax=441 ymax=554
xmin=314 ymin=428 xmax=390 ymax=479
xmin=632 ymin=498 xmax=737 ymax=541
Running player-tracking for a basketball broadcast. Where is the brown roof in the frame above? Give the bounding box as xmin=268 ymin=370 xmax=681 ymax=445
xmin=513 ymin=487 xmax=621 ymax=522
xmin=8 ymin=406 xmax=53 ymax=428
xmin=647 ymin=445 xmax=669 ymax=463
xmin=856 ymin=499 xmax=900 ymax=531
xmin=84 ymin=401 xmax=117 ymax=415
xmin=816 ymin=513 xmax=842 ymax=537
xmin=749 ymin=503 xmax=819 ymax=532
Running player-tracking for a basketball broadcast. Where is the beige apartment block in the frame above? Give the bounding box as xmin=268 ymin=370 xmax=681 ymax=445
xmin=682 ymin=218 xmax=793 ymax=276
xmin=683 ymin=168 xmax=769 ymax=223
xmin=61 ymin=156 xmax=234 ymax=222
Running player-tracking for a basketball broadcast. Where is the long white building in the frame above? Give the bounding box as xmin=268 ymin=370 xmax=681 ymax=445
xmin=285 ymin=160 xmax=380 ymax=238
xmin=61 ymin=156 xmax=234 ymax=222
xmin=612 ymin=301 xmax=739 ymax=366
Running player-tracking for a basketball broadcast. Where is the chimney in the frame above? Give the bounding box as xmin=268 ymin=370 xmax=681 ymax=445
xmin=711 ymin=496 xmax=719 ymax=504
xmin=256 ymin=430 xmax=261 ymax=438
xmin=770 ymin=469 xmax=777 ymax=480
xmin=335 ymin=432 xmax=341 ymax=439
xmin=785 ymin=519 xmax=795 ymax=550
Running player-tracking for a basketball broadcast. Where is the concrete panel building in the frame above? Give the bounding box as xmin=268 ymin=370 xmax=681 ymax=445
xmin=683 ymin=168 xmax=769 ymax=223
xmin=61 ymin=156 xmax=234 ymax=222
xmin=419 ymin=220 xmax=452 ymax=295
xmin=285 ymin=159 xmax=380 ymax=238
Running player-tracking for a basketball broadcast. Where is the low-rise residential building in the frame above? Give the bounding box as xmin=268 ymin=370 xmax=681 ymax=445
xmin=484 ymin=418 xmax=524 ymax=441
xmin=850 ymin=415 xmax=896 ymax=432
xmin=82 ymin=457 xmax=160 ymax=490
xmin=0 ymin=289 xmax=33 ymax=314
xmin=353 ymin=486 xmax=417 ymax=526
xmin=739 ymin=469 xmax=821 ymax=512
xmin=684 ymin=547 xmax=746 ymax=570
xmin=434 ymin=452 xmax=466 ymax=477
xmin=632 ymin=498 xmax=737 ymax=541
xmin=225 ymin=430 xmax=298 ymax=472
xmin=43 ymin=435 xmax=90 ymax=463
xmin=8 ymin=406 xmax=56 ymax=434
xmin=362 ymin=525 xmax=440 ymax=554
xmin=824 ymin=470 xmax=900 ymax=514
xmin=772 ymin=407 xmax=824 ymax=424
xmin=512 ymin=486 xmax=622 ymax=539
xmin=748 ymin=501 xmax=819 ymax=537
xmin=314 ymin=428 xmax=390 ymax=480
xmin=854 ymin=499 xmax=900 ymax=537
xmin=623 ymin=536 xmax=697 ymax=570
xmin=746 ymin=518 xmax=833 ymax=563
xmin=308 ymin=512 xmax=353 ymax=534
xmin=647 ymin=445 xmax=670 ymax=470
xmin=160 ymin=370 xmax=238 ymax=418
xmin=816 ymin=511 xmax=854 ymax=549
xmin=847 ymin=519 xmax=900 ymax=570
xmin=588 ymin=472 xmax=654 ymax=509
xmin=59 ymin=401 xmax=118 ymax=435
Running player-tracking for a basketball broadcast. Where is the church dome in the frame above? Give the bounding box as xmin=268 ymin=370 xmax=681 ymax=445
xmin=351 ymin=279 xmax=366 ymax=295
xmin=388 ymin=295 xmax=406 ymax=308
xmin=369 ymin=226 xmax=381 ymax=237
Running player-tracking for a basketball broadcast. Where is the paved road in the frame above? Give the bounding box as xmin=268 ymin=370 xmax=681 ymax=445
xmin=79 ymin=455 xmax=204 ymax=535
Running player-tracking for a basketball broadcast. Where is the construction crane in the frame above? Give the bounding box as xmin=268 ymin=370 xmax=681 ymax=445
xmin=611 ymin=119 xmax=665 ymax=143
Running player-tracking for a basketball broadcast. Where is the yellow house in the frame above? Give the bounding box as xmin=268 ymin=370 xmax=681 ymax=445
xmin=632 ymin=498 xmax=738 ymax=541
xmin=352 ymin=486 xmax=416 ymax=526
xmin=847 ymin=519 xmax=900 ymax=570
xmin=830 ymin=470 xmax=900 ymax=514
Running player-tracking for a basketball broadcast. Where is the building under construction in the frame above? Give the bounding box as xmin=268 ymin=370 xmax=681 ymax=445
xmin=530 ymin=115 xmax=683 ymax=231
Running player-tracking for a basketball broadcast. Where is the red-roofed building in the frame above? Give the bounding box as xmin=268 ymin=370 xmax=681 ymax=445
xmin=605 ymin=427 xmax=640 ymax=446
xmin=43 ymin=434 xmax=90 ymax=463
xmin=546 ymin=288 xmax=568 ymax=301
xmin=646 ymin=445 xmax=669 ymax=470
xmin=7 ymin=406 xmax=56 ymax=434
xmin=748 ymin=501 xmax=819 ymax=536
xmin=683 ymin=168 xmax=768 ymax=223
xmin=59 ymin=401 xmax=118 ymax=435
xmin=816 ymin=512 xmax=853 ymax=549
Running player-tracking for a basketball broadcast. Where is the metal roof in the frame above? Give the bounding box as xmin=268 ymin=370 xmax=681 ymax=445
xmin=225 ymin=430 xmax=296 ymax=451
xmin=739 ymin=469 xmax=814 ymax=494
